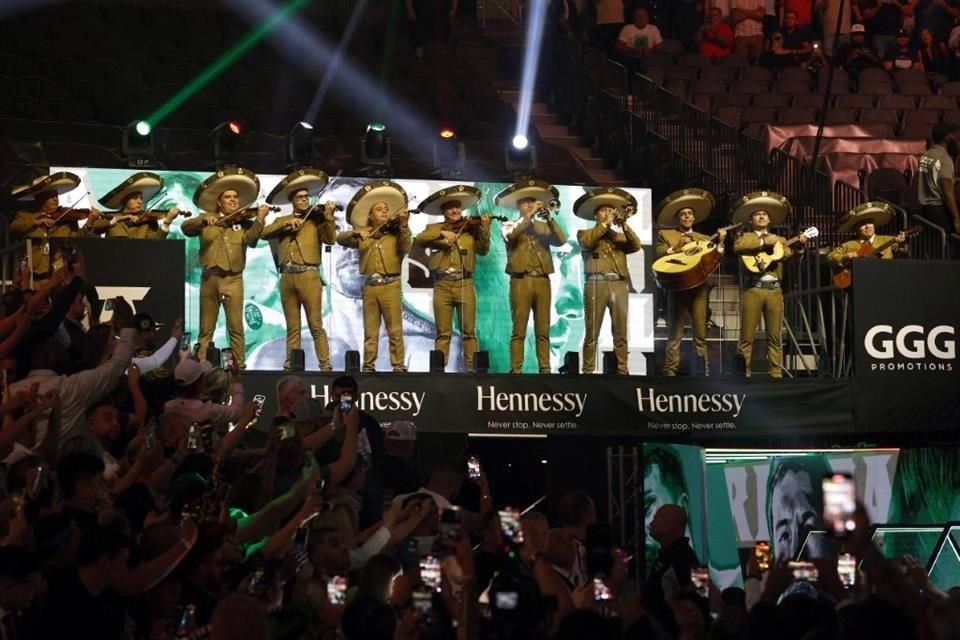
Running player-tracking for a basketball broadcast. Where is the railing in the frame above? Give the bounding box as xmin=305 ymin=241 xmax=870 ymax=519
xmin=912 ymin=215 xmax=949 ymax=260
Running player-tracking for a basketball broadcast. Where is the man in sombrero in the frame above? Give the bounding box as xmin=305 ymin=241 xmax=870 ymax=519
xmin=827 ymin=204 xmax=907 ymax=267
xmin=575 ymin=187 xmax=641 ymax=375
xmin=336 ymin=181 xmax=411 ymax=372
xmin=654 ymin=189 xmax=724 ymax=377
xmin=181 ymin=168 xmax=268 ymax=369
xmin=414 ymin=185 xmax=490 ymax=372
xmin=10 ymin=172 xmax=99 ymax=284
xmin=495 ymin=180 xmax=567 ymax=374
xmin=89 ymin=172 xmax=181 ymax=239
xmin=262 ymin=168 xmax=338 ymax=372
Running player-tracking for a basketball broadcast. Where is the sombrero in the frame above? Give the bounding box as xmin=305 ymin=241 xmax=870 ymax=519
xmin=193 ymin=167 xmax=260 ymax=213
xmin=266 ymin=167 xmax=328 ymax=205
xmin=98 ymin=172 xmax=164 ymax=210
xmin=732 ymin=191 xmax=792 ymax=225
xmin=417 ymin=185 xmax=482 ymax=216
xmin=573 ymin=187 xmax=638 ymax=221
xmin=346 ymin=180 xmax=408 ymax=228
xmin=494 ymin=179 xmax=558 ymax=209
xmin=837 ymin=201 xmax=894 ymax=233
xmin=654 ymin=188 xmax=714 ymax=226
xmin=12 ymin=171 xmax=81 ymax=201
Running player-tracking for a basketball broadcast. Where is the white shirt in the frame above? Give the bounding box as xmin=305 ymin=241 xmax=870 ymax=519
xmin=163 ymin=382 xmax=245 ymax=430
xmin=132 ymin=337 xmax=178 ymax=376
xmin=9 ymin=327 xmax=137 ymax=444
xmin=732 ymin=0 xmax=765 ymax=37
xmin=617 ymin=23 xmax=663 ymax=51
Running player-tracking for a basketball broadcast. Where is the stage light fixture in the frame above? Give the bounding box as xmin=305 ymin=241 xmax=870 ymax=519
xmin=345 ymin=350 xmax=361 ymax=372
xmin=433 ymin=128 xmax=465 ymax=180
xmin=429 ymin=350 xmax=445 ymax=373
xmin=473 ymin=351 xmax=490 ymax=374
xmin=211 ymin=120 xmax=244 ymax=167
xmin=602 ymin=351 xmax=618 ymax=375
xmin=122 ymin=120 xmax=157 ymax=168
xmin=505 ymin=137 xmax=538 ymax=179
xmin=287 ymin=121 xmax=316 ymax=168
xmin=360 ymin=122 xmax=393 ymax=177
xmin=290 ymin=348 xmax=306 ymax=372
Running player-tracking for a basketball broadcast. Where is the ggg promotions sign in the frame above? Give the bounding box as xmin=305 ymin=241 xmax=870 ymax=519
xmin=853 ymin=260 xmax=960 ymax=431
xmin=242 ymin=372 xmax=852 ymax=441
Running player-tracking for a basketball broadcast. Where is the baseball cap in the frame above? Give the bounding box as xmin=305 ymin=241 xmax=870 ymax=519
xmin=851 ymin=23 xmax=865 ymax=33
xmin=133 ymin=312 xmax=163 ymax=332
xmin=385 ymin=421 xmax=416 ymax=441
xmin=290 ymin=398 xmax=326 ymax=423
xmin=174 ymin=358 xmax=212 ymax=386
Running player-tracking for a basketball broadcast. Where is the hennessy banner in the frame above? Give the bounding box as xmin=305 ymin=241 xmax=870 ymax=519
xmin=853 ymin=260 xmax=960 ymax=431
xmin=242 ymin=373 xmax=852 ymax=439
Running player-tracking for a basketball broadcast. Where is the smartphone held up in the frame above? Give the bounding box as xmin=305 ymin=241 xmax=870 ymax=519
xmin=823 ymin=473 xmax=857 ymax=537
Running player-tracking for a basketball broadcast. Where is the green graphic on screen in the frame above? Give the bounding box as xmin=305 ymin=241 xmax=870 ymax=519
xmin=56 ymin=167 xmax=655 ymax=373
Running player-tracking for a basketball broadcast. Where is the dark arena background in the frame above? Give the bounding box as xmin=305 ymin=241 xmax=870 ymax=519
xmin=3 ymin=0 xmax=960 ymax=637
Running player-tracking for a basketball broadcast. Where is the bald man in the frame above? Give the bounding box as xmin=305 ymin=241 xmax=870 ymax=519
xmin=645 ymin=504 xmax=701 ymax=629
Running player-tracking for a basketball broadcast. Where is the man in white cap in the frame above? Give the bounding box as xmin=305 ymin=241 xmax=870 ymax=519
xmin=163 ymin=359 xmax=244 ymax=431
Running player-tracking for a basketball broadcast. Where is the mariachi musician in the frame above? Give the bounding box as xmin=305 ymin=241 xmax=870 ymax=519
xmin=654 ymin=189 xmax=725 ymax=377
xmin=827 ymin=202 xmax=909 ymax=286
xmin=181 ymin=168 xmax=269 ymax=369
xmin=495 ymin=179 xmax=567 ymax=374
xmin=88 ymin=172 xmax=185 ymax=238
xmin=574 ymin=187 xmax=641 ymax=375
xmin=262 ymin=168 xmax=338 ymax=372
xmin=414 ymin=185 xmax=491 ymax=372
xmin=733 ymin=191 xmax=807 ymax=380
xmin=10 ymin=172 xmax=100 ymax=284
xmin=336 ymin=180 xmax=411 ymax=373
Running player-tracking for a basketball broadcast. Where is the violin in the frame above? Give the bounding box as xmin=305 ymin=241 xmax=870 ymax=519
xmin=213 ymin=205 xmax=281 ymax=227
xmin=294 ymin=202 xmax=343 ymax=218
xmin=109 ymin=209 xmax=194 ymax=225
xmin=442 ymin=215 xmax=508 ymax=231
xmin=43 ymin=208 xmax=96 ymax=224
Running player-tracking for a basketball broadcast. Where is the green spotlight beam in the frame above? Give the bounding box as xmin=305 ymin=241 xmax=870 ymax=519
xmin=145 ymin=0 xmax=310 ymax=127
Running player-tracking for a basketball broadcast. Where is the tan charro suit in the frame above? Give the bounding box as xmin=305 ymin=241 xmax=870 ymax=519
xmin=262 ymin=213 xmax=337 ymax=370
xmin=181 ymin=213 xmax=265 ymax=368
xmin=656 ymin=228 xmax=714 ymax=376
xmin=88 ymin=216 xmax=171 ymax=239
xmin=10 ymin=211 xmax=83 ymax=281
xmin=504 ymin=217 xmax=567 ymax=373
xmin=579 ymin=222 xmax=641 ymax=374
xmin=415 ymin=221 xmax=491 ymax=369
xmin=337 ymin=225 xmax=412 ymax=371
xmin=826 ymin=236 xmax=897 ymax=266
xmin=734 ymin=231 xmax=795 ymax=378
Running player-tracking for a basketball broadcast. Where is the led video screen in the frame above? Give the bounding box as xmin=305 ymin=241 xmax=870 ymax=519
xmin=53 ymin=168 xmax=654 ymax=373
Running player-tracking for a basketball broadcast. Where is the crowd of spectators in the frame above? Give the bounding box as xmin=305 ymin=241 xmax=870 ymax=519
xmin=549 ymin=0 xmax=960 ymax=85
xmin=2 ymin=243 xmax=960 ymax=638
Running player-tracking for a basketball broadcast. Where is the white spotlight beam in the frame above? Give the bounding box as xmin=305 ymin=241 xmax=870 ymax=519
xmin=303 ymin=0 xmax=369 ymax=124
xmin=514 ymin=0 xmax=549 ymax=142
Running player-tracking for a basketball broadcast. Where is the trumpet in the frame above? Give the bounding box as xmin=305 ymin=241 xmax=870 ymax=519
xmin=535 ymin=199 xmax=561 ymax=219
xmin=612 ymin=205 xmax=635 ymax=226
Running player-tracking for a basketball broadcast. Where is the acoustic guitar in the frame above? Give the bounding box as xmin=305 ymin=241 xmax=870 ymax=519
xmin=832 ymin=225 xmax=923 ymax=289
xmin=740 ymin=227 xmax=819 ymax=273
xmin=652 ymin=223 xmax=742 ymax=291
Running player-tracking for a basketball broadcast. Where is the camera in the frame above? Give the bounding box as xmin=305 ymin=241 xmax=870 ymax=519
xmin=339 ymin=393 xmax=353 ymax=413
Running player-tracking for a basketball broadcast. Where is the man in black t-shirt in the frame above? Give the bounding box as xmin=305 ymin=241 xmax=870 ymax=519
xmin=854 ymin=0 xmax=902 ymax=56
xmin=766 ymin=10 xmax=814 ymax=67
xmin=883 ymin=28 xmax=922 ymax=69
xmin=644 ymin=504 xmax=701 ymax=633
xmin=838 ymin=23 xmax=882 ymax=78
